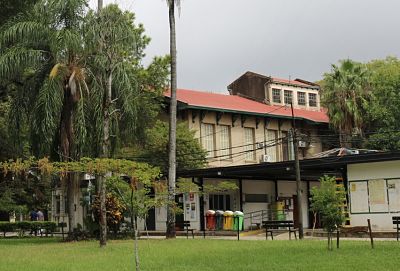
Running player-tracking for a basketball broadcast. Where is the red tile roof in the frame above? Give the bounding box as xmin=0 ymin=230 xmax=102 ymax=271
xmin=165 ymin=89 xmax=329 ymax=123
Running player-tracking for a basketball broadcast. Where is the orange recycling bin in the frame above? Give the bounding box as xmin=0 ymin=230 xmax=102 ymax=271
xmin=206 ymin=210 xmax=216 ymax=230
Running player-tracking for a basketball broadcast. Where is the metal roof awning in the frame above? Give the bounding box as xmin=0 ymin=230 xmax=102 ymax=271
xmin=178 ymin=151 xmax=400 ymax=181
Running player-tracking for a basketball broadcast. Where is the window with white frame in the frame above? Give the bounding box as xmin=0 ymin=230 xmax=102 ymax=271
xmin=298 ymin=92 xmax=306 ymax=106
xmin=272 ymin=88 xmax=281 ymax=103
xmin=201 ymin=123 xmax=215 ymax=158
xmin=266 ymin=129 xmax=278 ymax=162
xmin=244 ymin=127 xmax=255 ymax=161
xmin=284 ymin=90 xmax=293 ymax=105
xmin=219 ymin=125 xmax=231 ymax=159
xmin=309 ymin=93 xmax=317 ymax=107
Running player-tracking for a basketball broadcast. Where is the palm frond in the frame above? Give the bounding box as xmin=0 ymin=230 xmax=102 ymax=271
xmin=0 ymin=47 xmax=46 ymax=79
xmin=32 ymin=77 xmax=64 ymax=153
xmin=0 ymin=20 xmax=50 ymax=50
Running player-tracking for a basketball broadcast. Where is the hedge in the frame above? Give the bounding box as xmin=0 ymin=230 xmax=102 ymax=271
xmin=0 ymin=221 xmax=57 ymax=237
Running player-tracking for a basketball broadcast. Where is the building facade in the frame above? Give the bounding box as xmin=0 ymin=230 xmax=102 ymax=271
xmin=156 ymin=71 xmax=331 ymax=231
xmin=166 ymin=71 xmax=329 ymax=168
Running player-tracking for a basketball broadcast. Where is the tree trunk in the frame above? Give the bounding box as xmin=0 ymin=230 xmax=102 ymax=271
xmin=98 ymin=175 xmax=107 ymax=247
xmin=67 ymin=174 xmax=79 ymax=233
xmin=98 ymin=73 xmax=113 ymax=248
xmin=60 ymin=85 xmax=76 ymax=234
xmin=166 ymin=0 xmax=177 ymax=239
xmin=97 ymin=0 xmax=103 ymax=12
xmin=339 ymin=128 xmax=352 ymax=148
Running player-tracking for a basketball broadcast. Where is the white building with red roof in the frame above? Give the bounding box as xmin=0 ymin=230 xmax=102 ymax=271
xmin=164 ymin=71 xmax=330 ymax=168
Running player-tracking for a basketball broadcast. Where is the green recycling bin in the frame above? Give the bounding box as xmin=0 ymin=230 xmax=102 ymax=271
xmin=276 ymin=210 xmax=286 ymax=221
xmin=233 ymin=211 xmax=244 ymax=231
xmin=215 ymin=210 xmax=224 ymax=230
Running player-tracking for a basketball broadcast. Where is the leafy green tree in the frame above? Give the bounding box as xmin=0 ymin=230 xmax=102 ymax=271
xmin=0 ymin=0 xmax=89 ymax=235
xmin=0 ymin=171 xmax=51 ymax=220
xmin=321 ymin=59 xmax=371 ymax=147
xmin=310 ymin=175 xmax=345 ymax=250
xmin=364 ymin=57 xmax=400 ymax=150
xmin=84 ymin=4 xmax=169 ymax=246
xmin=0 ymin=0 xmax=38 ymax=26
xmin=141 ymin=120 xmax=207 ymax=173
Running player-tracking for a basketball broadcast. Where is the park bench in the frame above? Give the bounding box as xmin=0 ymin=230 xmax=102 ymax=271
xmin=393 ymin=216 xmax=400 ymax=241
xmin=176 ymin=221 xmax=194 ymax=239
xmin=262 ymin=220 xmax=297 ymax=240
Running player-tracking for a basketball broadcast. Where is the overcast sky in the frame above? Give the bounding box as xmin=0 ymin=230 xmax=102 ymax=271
xmin=89 ymin=0 xmax=400 ymax=93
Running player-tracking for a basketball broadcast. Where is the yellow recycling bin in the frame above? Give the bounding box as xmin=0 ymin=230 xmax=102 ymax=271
xmin=223 ymin=210 xmax=234 ymax=230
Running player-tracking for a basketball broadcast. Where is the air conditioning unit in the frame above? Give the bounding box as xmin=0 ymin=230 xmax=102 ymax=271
xmin=298 ymin=140 xmax=307 ymax=148
xmin=256 ymin=142 xmax=265 ymax=149
xmin=260 ymin=154 xmax=271 ymax=163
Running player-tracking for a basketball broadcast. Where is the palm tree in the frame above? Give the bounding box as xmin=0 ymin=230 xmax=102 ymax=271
xmin=0 ymin=0 xmax=88 ymax=233
xmin=166 ymin=0 xmax=181 ymax=239
xmin=322 ymin=59 xmax=370 ymax=147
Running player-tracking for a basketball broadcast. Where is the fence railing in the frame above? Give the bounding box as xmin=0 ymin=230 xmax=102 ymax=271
xmin=243 ymin=209 xmax=290 ymax=229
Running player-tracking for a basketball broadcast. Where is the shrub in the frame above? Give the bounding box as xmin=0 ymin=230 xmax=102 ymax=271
xmin=0 ymin=222 xmax=16 ymax=237
xmin=0 ymin=221 xmax=57 ymax=237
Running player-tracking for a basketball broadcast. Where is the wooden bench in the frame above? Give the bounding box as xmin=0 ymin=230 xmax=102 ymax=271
xmin=393 ymin=216 xmax=400 ymax=241
xmin=176 ymin=221 xmax=194 ymax=239
xmin=262 ymin=220 xmax=297 ymax=240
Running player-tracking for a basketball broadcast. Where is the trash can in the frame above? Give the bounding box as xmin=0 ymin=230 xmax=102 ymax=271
xmin=276 ymin=201 xmax=286 ymax=221
xmin=215 ymin=210 xmax=224 ymax=230
xmin=233 ymin=211 xmax=244 ymax=231
xmin=223 ymin=210 xmax=234 ymax=230
xmin=206 ymin=210 xmax=216 ymax=230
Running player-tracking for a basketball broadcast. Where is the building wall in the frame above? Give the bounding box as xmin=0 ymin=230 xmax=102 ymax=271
xmin=228 ymin=73 xmax=270 ymax=102
xmin=154 ymin=193 xmax=201 ymax=232
xmin=266 ymin=83 xmax=321 ymax=111
xmin=347 ymin=160 xmax=400 ymax=230
xmin=51 ymin=179 xmax=87 ymax=232
xmin=276 ymin=181 xmax=311 ymax=228
xmin=187 ymin=109 xmax=323 ymax=167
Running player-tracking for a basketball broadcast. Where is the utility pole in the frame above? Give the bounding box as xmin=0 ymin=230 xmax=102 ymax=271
xmin=291 ymin=102 xmax=304 ymax=239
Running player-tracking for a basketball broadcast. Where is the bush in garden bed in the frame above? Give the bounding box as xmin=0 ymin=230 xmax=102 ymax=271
xmin=0 ymin=221 xmax=57 ymax=237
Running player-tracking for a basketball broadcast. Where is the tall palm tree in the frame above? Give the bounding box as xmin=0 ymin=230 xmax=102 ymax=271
xmin=0 ymin=0 xmax=88 ymax=232
xmin=322 ymin=59 xmax=370 ymax=147
xmin=166 ymin=0 xmax=180 ymax=239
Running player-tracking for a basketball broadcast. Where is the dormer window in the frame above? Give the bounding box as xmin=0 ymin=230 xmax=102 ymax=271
xmin=284 ymin=90 xmax=292 ymax=105
xmin=272 ymin=88 xmax=281 ymax=103
xmin=309 ymin=93 xmax=317 ymax=107
xmin=298 ymin=92 xmax=306 ymax=106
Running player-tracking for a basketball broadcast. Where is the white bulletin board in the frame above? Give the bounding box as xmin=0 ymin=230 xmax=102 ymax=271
xmin=368 ymin=179 xmax=388 ymax=212
xmin=388 ymin=179 xmax=400 ymax=212
xmin=350 ymin=181 xmax=369 ymax=213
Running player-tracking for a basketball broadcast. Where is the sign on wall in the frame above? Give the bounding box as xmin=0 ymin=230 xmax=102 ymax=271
xmin=183 ymin=193 xmax=198 ymax=221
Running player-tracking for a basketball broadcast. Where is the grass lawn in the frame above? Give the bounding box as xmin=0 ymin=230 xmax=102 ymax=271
xmin=1 ymin=238 xmax=399 ymax=271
